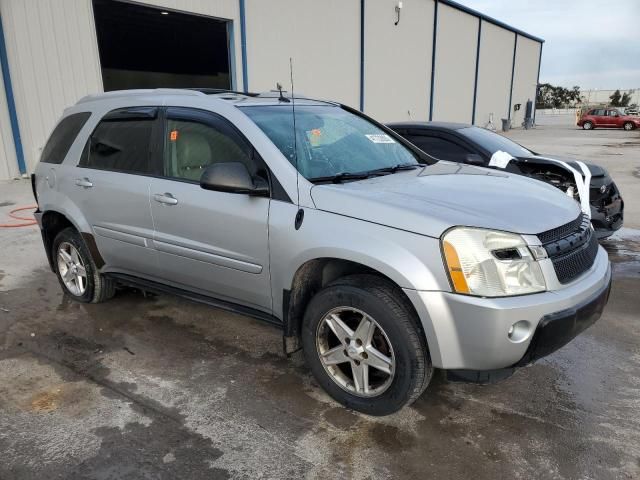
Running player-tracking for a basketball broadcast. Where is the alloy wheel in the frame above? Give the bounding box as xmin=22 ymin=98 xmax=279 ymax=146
xmin=316 ymin=307 xmax=395 ymax=397
xmin=57 ymin=242 xmax=87 ymax=296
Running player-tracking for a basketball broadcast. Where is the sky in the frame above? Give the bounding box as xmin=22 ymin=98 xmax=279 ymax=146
xmin=460 ymin=0 xmax=640 ymax=90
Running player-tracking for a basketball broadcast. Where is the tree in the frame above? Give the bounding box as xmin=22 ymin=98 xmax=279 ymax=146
xmin=620 ymin=91 xmax=632 ymax=107
xmin=610 ymin=89 xmax=633 ymax=107
xmin=609 ymin=90 xmax=622 ymax=106
xmin=536 ymin=83 xmax=582 ymax=108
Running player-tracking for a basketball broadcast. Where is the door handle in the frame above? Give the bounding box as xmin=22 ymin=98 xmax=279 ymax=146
xmin=153 ymin=193 xmax=178 ymax=205
xmin=75 ymin=177 xmax=93 ymax=188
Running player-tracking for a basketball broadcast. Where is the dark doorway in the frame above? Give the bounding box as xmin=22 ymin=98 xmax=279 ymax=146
xmin=92 ymin=0 xmax=231 ymax=91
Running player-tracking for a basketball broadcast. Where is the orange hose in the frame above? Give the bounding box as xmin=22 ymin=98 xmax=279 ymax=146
xmin=0 ymin=205 xmax=38 ymax=227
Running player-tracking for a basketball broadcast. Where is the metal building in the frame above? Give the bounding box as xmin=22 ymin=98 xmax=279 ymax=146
xmin=0 ymin=0 xmax=543 ymax=180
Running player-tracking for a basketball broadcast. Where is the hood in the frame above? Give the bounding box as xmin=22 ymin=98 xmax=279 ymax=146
xmin=310 ymin=162 xmax=581 ymax=238
xmin=518 ymin=155 xmax=607 ymax=178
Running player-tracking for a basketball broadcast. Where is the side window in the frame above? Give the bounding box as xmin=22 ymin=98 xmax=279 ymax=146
xmin=41 ymin=112 xmax=91 ymax=164
xmin=164 ymin=109 xmax=257 ymax=182
xmin=408 ymin=135 xmax=472 ymax=163
xmin=607 ymin=110 xmax=618 ymax=117
xmin=594 ymin=109 xmax=606 ymax=116
xmin=80 ymin=112 xmax=155 ymax=174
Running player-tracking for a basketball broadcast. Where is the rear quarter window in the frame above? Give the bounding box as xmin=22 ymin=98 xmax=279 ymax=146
xmin=40 ymin=112 xmax=91 ymax=164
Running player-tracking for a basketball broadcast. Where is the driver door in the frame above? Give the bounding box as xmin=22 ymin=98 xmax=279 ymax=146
xmin=149 ymin=107 xmax=272 ymax=312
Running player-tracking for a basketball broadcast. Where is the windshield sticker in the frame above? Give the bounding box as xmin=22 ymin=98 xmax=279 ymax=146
xmin=365 ymin=134 xmax=395 ymax=144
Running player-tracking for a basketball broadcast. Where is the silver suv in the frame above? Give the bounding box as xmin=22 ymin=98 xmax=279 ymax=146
xmin=33 ymin=89 xmax=611 ymax=415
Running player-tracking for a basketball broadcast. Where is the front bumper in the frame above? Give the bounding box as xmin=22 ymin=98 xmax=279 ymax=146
xmin=404 ymin=246 xmax=611 ymax=370
xmin=590 ymin=184 xmax=624 ymax=238
xmin=513 ymin=273 xmax=611 ymax=366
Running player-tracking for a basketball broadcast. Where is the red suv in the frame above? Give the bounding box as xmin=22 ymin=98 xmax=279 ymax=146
xmin=578 ymin=107 xmax=640 ymax=131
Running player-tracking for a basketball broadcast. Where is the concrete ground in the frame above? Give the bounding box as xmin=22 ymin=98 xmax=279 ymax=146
xmin=1 ymin=123 xmax=639 ymax=479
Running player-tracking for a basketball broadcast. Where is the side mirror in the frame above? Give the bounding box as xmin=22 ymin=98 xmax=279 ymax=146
xmin=200 ymin=162 xmax=269 ymax=196
xmin=464 ymin=153 xmax=485 ymax=166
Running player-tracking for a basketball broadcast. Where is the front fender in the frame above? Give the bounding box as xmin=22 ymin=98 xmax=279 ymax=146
xmin=269 ymin=202 xmax=451 ymax=319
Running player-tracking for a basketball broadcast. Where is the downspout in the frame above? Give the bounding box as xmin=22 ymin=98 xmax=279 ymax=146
xmin=429 ymin=0 xmax=438 ymax=121
xmin=359 ymin=0 xmax=365 ymax=111
xmin=0 ymin=14 xmax=26 ymax=175
xmin=507 ymin=33 xmax=517 ymax=126
xmin=239 ymin=0 xmax=248 ymax=93
xmin=471 ymin=17 xmax=481 ymax=125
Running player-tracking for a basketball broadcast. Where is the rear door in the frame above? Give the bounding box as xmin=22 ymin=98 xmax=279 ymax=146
xmin=72 ymin=107 xmax=161 ymax=278
xmin=149 ymin=107 xmax=272 ymax=311
xmin=592 ymin=109 xmax=607 ymax=126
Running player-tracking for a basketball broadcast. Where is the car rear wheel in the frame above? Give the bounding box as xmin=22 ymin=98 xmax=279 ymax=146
xmin=52 ymin=227 xmax=115 ymax=303
xmin=623 ymin=122 xmax=635 ymax=131
xmin=582 ymin=121 xmax=594 ymax=130
xmin=301 ymin=274 xmax=432 ymax=415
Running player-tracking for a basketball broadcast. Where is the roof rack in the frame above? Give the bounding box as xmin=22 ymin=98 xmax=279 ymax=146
xmin=77 ymin=88 xmax=205 ymax=104
xmin=185 ymin=88 xmax=260 ymax=97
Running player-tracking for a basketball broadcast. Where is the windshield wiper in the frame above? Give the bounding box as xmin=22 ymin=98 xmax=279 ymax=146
xmin=364 ymin=163 xmax=422 ymax=175
xmin=309 ymin=171 xmax=375 ymax=184
xmin=310 ymin=164 xmax=422 ymax=184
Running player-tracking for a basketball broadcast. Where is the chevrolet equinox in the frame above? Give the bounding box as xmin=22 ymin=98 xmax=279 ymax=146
xmin=32 ymin=89 xmax=612 ymax=415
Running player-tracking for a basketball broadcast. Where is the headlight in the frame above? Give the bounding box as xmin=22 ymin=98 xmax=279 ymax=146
xmin=442 ymin=227 xmax=546 ymax=297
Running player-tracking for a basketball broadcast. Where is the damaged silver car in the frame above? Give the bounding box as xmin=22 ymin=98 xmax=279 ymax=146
xmin=33 ymin=89 xmax=611 ymax=415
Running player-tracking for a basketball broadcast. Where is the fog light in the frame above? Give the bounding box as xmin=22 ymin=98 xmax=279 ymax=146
xmin=508 ymin=320 xmax=531 ymax=343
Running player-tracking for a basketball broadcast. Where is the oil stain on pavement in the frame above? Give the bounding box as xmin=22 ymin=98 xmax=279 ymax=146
xmin=1 ymin=233 xmax=639 ymax=479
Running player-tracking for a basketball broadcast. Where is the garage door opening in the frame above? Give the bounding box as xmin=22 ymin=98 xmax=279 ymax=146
xmin=92 ymin=0 xmax=232 ymax=91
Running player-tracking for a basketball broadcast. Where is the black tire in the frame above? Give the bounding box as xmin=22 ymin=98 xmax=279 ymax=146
xmin=52 ymin=227 xmax=115 ymax=303
xmin=301 ymin=274 xmax=432 ymax=415
xmin=623 ymin=121 xmax=635 ymax=131
xmin=582 ymin=121 xmax=593 ymax=130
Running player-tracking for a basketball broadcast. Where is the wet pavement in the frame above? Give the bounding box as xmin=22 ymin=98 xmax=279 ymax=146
xmin=1 ymin=125 xmax=640 ymax=479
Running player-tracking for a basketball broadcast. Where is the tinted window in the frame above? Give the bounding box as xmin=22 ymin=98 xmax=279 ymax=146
xmin=458 ymin=126 xmax=532 ymax=158
xmin=164 ymin=109 xmax=256 ymax=182
xmin=594 ymin=109 xmax=606 ymax=116
xmin=408 ymin=135 xmax=472 ymax=162
xmin=606 ymin=109 xmax=619 ymax=117
xmin=241 ymin=105 xmax=418 ymax=180
xmin=40 ymin=112 xmax=91 ymax=164
xmin=81 ymin=117 xmax=154 ymax=173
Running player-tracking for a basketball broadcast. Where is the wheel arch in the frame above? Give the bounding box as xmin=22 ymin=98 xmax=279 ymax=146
xmin=281 ymin=256 xmax=428 ymax=355
xmin=40 ymin=209 xmax=104 ymax=271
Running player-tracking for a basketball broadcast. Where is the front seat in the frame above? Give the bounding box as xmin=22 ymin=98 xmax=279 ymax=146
xmin=173 ymin=131 xmax=213 ymax=181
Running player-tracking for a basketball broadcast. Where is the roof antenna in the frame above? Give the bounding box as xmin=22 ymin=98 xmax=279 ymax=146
xmin=276 ymin=82 xmax=290 ymax=103
xmin=290 ymin=58 xmax=303 ymax=229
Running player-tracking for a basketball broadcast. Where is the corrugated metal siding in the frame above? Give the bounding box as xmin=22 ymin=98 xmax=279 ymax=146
xmin=245 ymin=0 xmax=360 ymax=108
xmin=432 ymin=3 xmax=478 ymax=123
xmin=364 ymin=0 xmax=434 ymax=122
xmin=0 ymin=0 xmax=103 ymax=174
xmin=474 ymin=20 xmax=513 ymax=127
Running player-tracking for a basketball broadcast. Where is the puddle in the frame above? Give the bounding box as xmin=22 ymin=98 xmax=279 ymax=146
xmin=601 ymin=227 xmax=640 ymax=277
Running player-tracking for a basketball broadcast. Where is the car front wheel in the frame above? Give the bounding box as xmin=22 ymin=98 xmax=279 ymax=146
xmin=623 ymin=122 xmax=635 ymax=131
xmin=582 ymin=121 xmax=594 ymax=130
xmin=302 ymin=274 xmax=432 ymax=415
